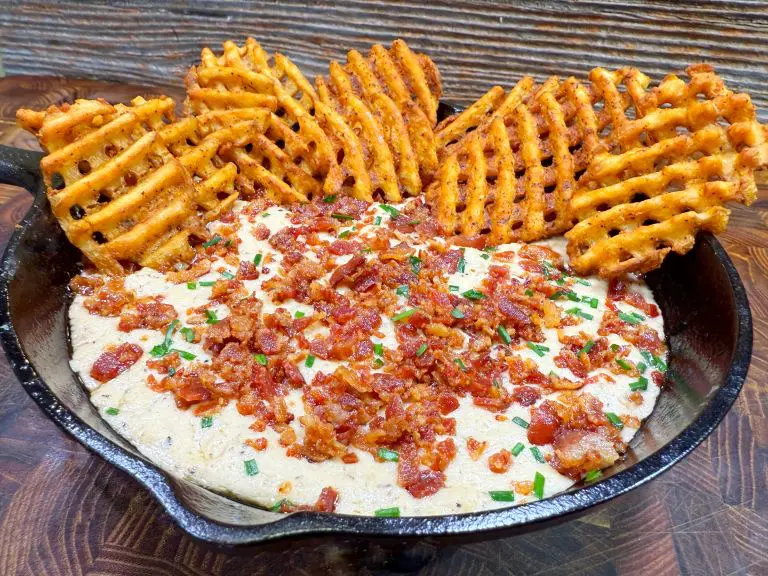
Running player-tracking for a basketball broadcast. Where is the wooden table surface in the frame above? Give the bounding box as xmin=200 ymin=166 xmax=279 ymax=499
xmin=0 ymin=74 xmax=767 ymax=576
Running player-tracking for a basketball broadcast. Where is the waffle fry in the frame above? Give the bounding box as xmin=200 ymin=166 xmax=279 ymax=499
xmin=18 ymin=98 xmax=201 ymax=274
xmin=428 ymin=76 xmax=597 ymax=243
xmin=566 ymin=65 xmax=768 ymax=277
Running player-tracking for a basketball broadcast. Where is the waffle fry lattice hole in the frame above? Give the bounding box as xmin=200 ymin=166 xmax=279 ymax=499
xmin=566 ymin=64 xmax=768 ymax=277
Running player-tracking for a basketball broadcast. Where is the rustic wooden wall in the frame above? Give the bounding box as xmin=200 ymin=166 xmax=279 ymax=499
xmin=1 ymin=0 xmax=767 ymax=119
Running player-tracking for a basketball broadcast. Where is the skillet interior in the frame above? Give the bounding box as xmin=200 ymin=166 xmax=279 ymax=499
xmin=0 ymin=138 xmax=752 ymax=545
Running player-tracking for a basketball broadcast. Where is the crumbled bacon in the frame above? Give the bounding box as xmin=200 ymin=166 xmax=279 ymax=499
xmin=70 ymin=274 xmax=103 ymax=295
xmin=118 ymin=300 xmax=178 ymax=332
xmin=83 ymin=278 xmax=133 ymax=316
xmin=488 ymin=449 xmax=513 ymax=473
xmin=466 ymin=437 xmax=488 ymax=461
xmin=90 ymin=343 xmax=143 ymax=383
xmin=527 ymin=401 xmax=562 ymax=445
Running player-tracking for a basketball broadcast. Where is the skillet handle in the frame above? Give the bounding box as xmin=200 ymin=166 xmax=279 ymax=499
xmin=0 ymin=144 xmax=44 ymax=193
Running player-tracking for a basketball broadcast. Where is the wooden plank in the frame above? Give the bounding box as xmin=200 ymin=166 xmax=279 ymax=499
xmin=1 ymin=1 xmax=767 ymax=120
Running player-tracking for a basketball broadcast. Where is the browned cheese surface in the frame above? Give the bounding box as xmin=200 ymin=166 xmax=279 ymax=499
xmin=0 ymin=2 xmax=767 ymax=571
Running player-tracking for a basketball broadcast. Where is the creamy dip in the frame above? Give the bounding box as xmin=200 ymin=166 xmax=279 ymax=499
xmin=69 ymin=198 xmax=667 ymax=516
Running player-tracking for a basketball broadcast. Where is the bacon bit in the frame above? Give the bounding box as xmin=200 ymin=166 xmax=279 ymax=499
xmin=431 ymin=438 xmax=457 ymax=472
xmin=70 ymin=274 xmax=103 ymax=295
xmin=313 ymin=486 xmax=339 ymax=512
xmin=495 ymin=415 xmax=508 ymax=422
xmin=554 ymin=348 xmax=588 ymax=379
xmin=466 ymin=437 xmax=488 ymax=461
xmin=397 ymin=442 xmax=445 ymax=498
xmin=514 ymin=480 xmax=533 ymax=495
xmin=165 ymin=258 xmax=212 ymax=284
xmin=512 ymin=386 xmax=541 ymax=406
xmin=652 ymin=371 xmax=664 ymax=387
xmin=252 ymin=223 xmax=270 ymax=240
xmin=437 ymin=393 xmax=459 ymax=415
xmin=83 ymin=278 xmax=133 ymax=316
xmin=624 ymin=291 xmax=660 ymax=317
xmin=623 ymin=415 xmax=641 ymax=428
xmin=146 ymin=353 xmax=180 ymax=374
xmin=488 ymin=449 xmax=513 ymax=473
xmin=329 ymin=254 xmax=366 ymax=287
xmin=629 ymin=391 xmax=644 ymax=405
xmin=278 ymin=481 xmax=292 ymax=494
xmin=329 ymin=240 xmax=362 ymax=255
xmin=451 ymin=235 xmax=486 ymax=249
xmin=607 ymin=278 xmax=627 ymax=300
xmin=246 ymin=438 xmax=268 ymax=451
xmin=237 ymin=261 xmax=260 ymax=280
xmin=118 ymin=300 xmax=178 ymax=332
xmin=90 ymin=343 xmax=143 ymax=383
xmin=519 ymin=244 xmax=562 ymax=266
xmin=552 ymin=428 xmax=621 ymax=479
xmin=528 ymin=401 xmax=562 ymax=445
xmin=342 ymin=452 xmax=359 ymax=464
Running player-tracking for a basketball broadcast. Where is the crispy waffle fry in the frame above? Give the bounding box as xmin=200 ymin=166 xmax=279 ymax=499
xmin=566 ymin=65 xmax=768 ymax=277
xmin=428 ymin=76 xmax=594 ymax=243
xmin=18 ymin=98 xmax=201 ymax=274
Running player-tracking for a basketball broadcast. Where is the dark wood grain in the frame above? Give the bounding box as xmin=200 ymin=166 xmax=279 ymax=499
xmin=1 ymin=1 xmax=768 ymax=120
xmin=0 ymin=75 xmax=766 ymax=576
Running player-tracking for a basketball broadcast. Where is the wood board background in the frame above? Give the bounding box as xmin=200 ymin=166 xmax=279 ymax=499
xmin=0 ymin=1 xmax=767 ymax=575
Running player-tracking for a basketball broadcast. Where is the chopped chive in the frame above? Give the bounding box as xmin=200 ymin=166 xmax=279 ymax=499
xmin=361 ymin=248 xmax=372 ymax=254
xmin=332 ymin=212 xmax=354 ymax=221
xmin=462 ymin=289 xmax=485 ymax=300
xmin=574 ymin=278 xmax=591 ymax=286
xmin=221 ymin=271 xmax=235 ymax=279
xmin=527 ymin=342 xmax=550 ymax=357
xmin=224 ymin=239 xmax=232 ymax=247
xmin=416 ymin=343 xmax=428 ymax=357
xmin=180 ymin=327 xmax=195 ymax=343
xmin=565 ymin=307 xmax=594 ymax=320
xmin=605 ymin=412 xmax=624 ymax=429
xmin=377 ymin=447 xmax=399 ymax=462
xmin=584 ymin=469 xmax=602 ymax=483
xmin=202 ymin=235 xmax=222 ymax=248
xmin=483 ymin=246 xmax=497 ymax=253
xmin=294 ymin=311 xmax=305 ymax=319
xmin=186 ymin=281 xmax=197 ymax=290
xmin=338 ymin=230 xmax=352 ymax=239
xmin=305 ymin=354 xmax=316 ymax=368
xmin=512 ymin=416 xmax=529 ymax=429
xmin=489 ymin=490 xmax=515 ymax=502
xmin=254 ymin=353 xmax=268 ymax=366
xmin=408 ymin=219 xmax=420 ymax=225
xmin=374 ymin=216 xmax=382 ymax=226
xmin=171 ymin=349 xmax=196 ymax=360
xmin=581 ymin=296 xmax=599 ymax=309
xmin=454 ymin=358 xmax=467 ymax=371
xmin=566 ymin=292 xmax=580 ymax=302
xmin=270 ymin=498 xmax=291 ymax=512
xmin=395 ymin=284 xmax=409 ymax=297
xmin=409 ymin=255 xmax=421 ymax=274
xmin=253 ymin=253 xmax=263 ymax=266
xmin=615 ymin=358 xmax=632 ymax=371
xmin=481 ymin=253 xmax=490 ymax=260
xmin=629 ymin=376 xmax=649 ymax=391
xmin=449 ymin=285 xmax=459 ymax=292
xmin=641 ymin=350 xmax=668 ymax=372
xmin=201 ymin=416 xmax=213 ymax=428
xmin=262 ymin=212 xmax=270 ymax=217
xmin=379 ymin=204 xmax=400 ymax=218
xmin=533 ymin=471 xmax=545 ymax=499
xmin=637 ymin=361 xmax=647 ymax=374
xmin=392 ymin=308 xmax=418 ymax=322
xmin=511 ymin=442 xmax=525 ymax=456
xmin=524 ymin=289 xmax=534 ymax=297
xmin=578 ymin=340 xmax=595 ymax=356
xmin=630 ymin=311 xmax=645 ymax=321
xmin=323 ymin=194 xmax=337 ymax=203
xmin=150 ymin=319 xmax=179 ymax=357
xmin=497 ymin=325 xmax=512 ymax=344
xmin=244 ymin=459 xmax=259 ymax=476
xmin=618 ymin=311 xmax=642 ymax=325
xmin=530 ymin=446 xmax=546 ymax=463
xmin=199 ymin=280 xmax=216 ymax=287
xmin=451 ymin=308 xmax=465 ymax=319
xmin=105 ymin=407 xmax=119 ymax=416
xmin=374 ymin=343 xmax=384 ymax=356
xmin=373 ymin=358 xmax=385 ymax=369
xmin=610 ymin=343 xmax=621 ymax=352
xmin=205 ymin=309 xmax=218 ymax=324
xmin=457 ymin=255 xmax=466 ymax=273
xmin=374 ymin=507 xmax=400 ymax=517
xmin=168 ymin=367 xmax=176 ymax=376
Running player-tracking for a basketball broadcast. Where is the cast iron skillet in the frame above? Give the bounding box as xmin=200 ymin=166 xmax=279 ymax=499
xmin=0 ymin=102 xmax=752 ymax=546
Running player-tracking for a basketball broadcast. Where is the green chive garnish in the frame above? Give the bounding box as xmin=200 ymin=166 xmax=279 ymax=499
xmin=584 ymin=469 xmax=602 ymax=483
xmin=408 ymin=219 xmax=420 ymax=225
xmin=374 ymin=343 xmax=384 ymax=356
xmin=332 ymin=213 xmax=354 ymax=221
xmin=392 ymin=308 xmax=418 ymax=322
xmin=150 ymin=319 xmax=179 ymax=357
xmin=416 ymin=343 xmax=428 ymax=357
xmin=457 ymin=254 xmax=466 ymax=273
xmin=338 ymin=229 xmax=352 ymax=239
xmin=451 ymin=307 xmax=465 ymax=319
xmin=618 ymin=311 xmax=642 ymax=325
xmin=489 ymin=491 xmax=515 ymax=502
xmin=180 ymin=327 xmax=195 ymax=343
xmin=199 ymin=280 xmax=216 ymax=287
xmin=105 ymin=407 xmax=119 ymax=416
xmin=454 ymin=358 xmax=467 ymax=371
xmin=640 ymin=350 xmax=667 ymax=372
xmin=605 ymin=412 xmax=624 ymax=429
xmin=374 ymin=507 xmax=400 ymax=517
xmin=497 ymin=325 xmax=512 ymax=344
xmin=637 ymin=361 xmax=647 ymax=374
xmin=574 ymin=278 xmax=591 ymax=286
xmin=221 ymin=270 xmax=235 ymax=279
xmin=409 ymin=255 xmax=421 ymax=274
xmin=395 ymin=284 xmax=409 ymax=297
xmin=462 ymin=289 xmax=485 ymax=300
xmin=168 ymin=367 xmax=176 ymax=376
xmin=481 ymin=253 xmax=490 ymax=260
xmin=262 ymin=212 xmax=270 ymax=217
xmin=578 ymin=340 xmax=595 ymax=356
xmin=449 ymin=285 xmax=459 ymax=292
xmin=205 ymin=309 xmax=218 ymax=324
xmin=171 ymin=349 xmax=196 ymax=360
xmin=187 ymin=281 xmax=197 ymax=290
xmin=305 ymin=354 xmax=316 ymax=368
xmin=524 ymin=289 xmax=534 ymax=297
xmin=610 ymin=343 xmax=621 ymax=352
xmin=615 ymin=358 xmax=632 ymax=371
xmin=565 ymin=307 xmax=594 ymax=320
xmin=533 ymin=471 xmax=545 ymax=499
xmin=530 ymin=446 xmax=546 ymax=463
xmin=295 ymin=311 xmax=305 ymax=319
xmin=323 ymin=194 xmax=337 ymax=203
xmin=201 ymin=416 xmax=213 ymax=428
xmin=629 ymin=376 xmax=648 ymax=391
xmin=202 ymin=235 xmax=222 ymax=248
xmin=377 ymin=447 xmax=399 ymax=462
xmin=254 ymin=353 xmax=268 ymax=366
xmin=379 ymin=204 xmax=400 ymax=218
xmin=527 ymin=342 xmax=550 ymax=357
xmin=582 ymin=296 xmax=599 ymax=309
xmin=512 ymin=416 xmax=529 ymax=429
xmin=224 ymin=239 xmax=232 ymax=247
xmin=374 ymin=216 xmax=382 ymax=226
xmin=373 ymin=358 xmax=385 ymax=369
xmin=253 ymin=253 xmax=263 ymax=266
xmin=270 ymin=498 xmax=291 ymax=512
xmin=244 ymin=459 xmax=259 ymax=476
xmin=511 ymin=442 xmax=525 ymax=456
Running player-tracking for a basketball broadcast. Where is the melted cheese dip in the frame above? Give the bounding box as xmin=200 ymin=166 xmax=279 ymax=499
xmin=69 ymin=200 xmax=667 ymax=516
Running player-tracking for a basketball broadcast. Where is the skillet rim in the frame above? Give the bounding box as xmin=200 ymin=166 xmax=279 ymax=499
xmin=0 ymin=147 xmax=752 ymax=547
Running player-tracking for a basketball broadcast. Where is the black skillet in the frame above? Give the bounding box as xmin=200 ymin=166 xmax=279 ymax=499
xmin=0 ymin=101 xmax=752 ymax=546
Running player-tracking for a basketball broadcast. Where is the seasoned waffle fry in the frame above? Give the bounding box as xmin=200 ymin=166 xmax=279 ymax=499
xmin=18 ymin=98 xmax=200 ymax=274
xmin=566 ymin=65 xmax=768 ymax=277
